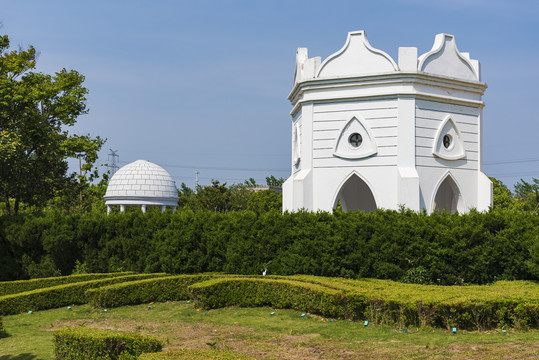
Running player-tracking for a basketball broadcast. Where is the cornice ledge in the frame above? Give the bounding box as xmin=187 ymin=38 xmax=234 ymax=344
xmin=290 ymin=92 xmax=485 ymax=116
xmin=289 ymin=72 xmax=487 ymax=105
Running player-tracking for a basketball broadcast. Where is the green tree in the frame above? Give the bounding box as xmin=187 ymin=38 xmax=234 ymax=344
xmin=514 ymin=178 xmax=539 ymax=213
xmin=247 ymin=189 xmax=282 ymax=214
xmin=266 ymin=175 xmax=285 ymax=187
xmin=196 ymin=180 xmax=231 ymax=212
xmin=0 ymin=34 xmax=100 ymax=214
xmin=490 ymin=177 xmax=518 ymax=210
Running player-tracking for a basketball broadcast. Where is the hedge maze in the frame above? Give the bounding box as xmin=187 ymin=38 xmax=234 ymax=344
xmin=1 ymin=273 xmax=538 ymax=359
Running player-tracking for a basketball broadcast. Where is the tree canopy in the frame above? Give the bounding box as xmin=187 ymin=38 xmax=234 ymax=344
xmin=0 ymin=34 xmax=104 ymax=214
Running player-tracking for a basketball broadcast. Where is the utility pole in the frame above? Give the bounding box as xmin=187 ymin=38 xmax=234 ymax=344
xmin=195 ymin=169 xmax=199 ymax=191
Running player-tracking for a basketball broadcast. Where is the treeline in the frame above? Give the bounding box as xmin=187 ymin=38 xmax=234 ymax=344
xmin=1 ymin=208 xmax=537 ymax=284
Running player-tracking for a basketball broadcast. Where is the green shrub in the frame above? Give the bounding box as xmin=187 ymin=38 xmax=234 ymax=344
xmin=139 ymin=350 xmax=254 ymax=360
xmin=0 ymin=273 xmax=165 ymax=315
xmin=0 ymin=272 xmax=134 ymax=296
xmin=188 ymin=276 xmax=539 ymax=330
xmin=86 ymin=274 xmax=212 ymax=308
xmin=53 ymin=327 xmax=162 ymax=360
xmin=189 ymin=278 xmax=366 ymax=320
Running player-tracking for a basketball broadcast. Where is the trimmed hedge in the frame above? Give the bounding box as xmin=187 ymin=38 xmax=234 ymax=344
xmin=53 ymin=327 xmax=162 ymax=360
xmin=189 ymin=278 xmax=361 ymax=320
xmin=0 ymin=273 xmax=166 ymax=315
xmin=188 ymin=277 xmax=539 ymax=330
xmin=139 ymin=350 xmax=254 ymax=360
xmin=2 ymin=208 xmax=537 ymax=285
xmin=86 ymin=274 xmax=212 ymax=308
xmin=0 ymin=272 xmax=134 ymax=296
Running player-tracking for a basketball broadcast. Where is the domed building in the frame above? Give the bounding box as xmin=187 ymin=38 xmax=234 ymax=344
xmin=104 ymin=160 xmax=179 ymax=214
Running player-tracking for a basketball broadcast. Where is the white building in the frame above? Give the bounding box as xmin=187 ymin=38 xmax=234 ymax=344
xmin=105 ymin=160 xmax=179 ymax=213
xmin=282 ymin=31 xmax=492 ymax=214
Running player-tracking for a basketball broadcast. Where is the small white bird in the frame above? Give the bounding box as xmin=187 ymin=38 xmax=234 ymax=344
xmin=262 ymin=268 xmax=267 ymax=276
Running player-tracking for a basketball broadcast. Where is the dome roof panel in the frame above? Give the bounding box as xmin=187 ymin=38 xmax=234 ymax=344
xmin=104 ymin=160 xmax=179 ymax=206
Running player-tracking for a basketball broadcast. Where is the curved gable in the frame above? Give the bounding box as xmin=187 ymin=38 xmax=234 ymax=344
xmin=418 ymin=33 xmax=478 ymax=81
xmin=317 ymin=31 xmax=397 ymax=78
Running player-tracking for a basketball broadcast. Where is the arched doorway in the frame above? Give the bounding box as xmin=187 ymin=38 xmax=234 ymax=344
xmin=334 ymin=174 xmax=377 ymax=212
xmin=433 ymin=175 xmax=463 ymax=214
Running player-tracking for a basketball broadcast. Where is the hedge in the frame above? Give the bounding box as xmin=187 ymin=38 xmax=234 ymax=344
xmin=86 ymin=274 xmax=212 ymax=308
xmin=188 ymin=277 xmax=539 ymax=330
xmin=1 ymin=208 xmax=537 ymax=284
xmin=139 ymin=350 xmax=254 ymax=360
xmin=0 ymin=273 xmax=166 ymax=315
xmin=0 ymin=272 xmax=134 ymax=296
xmin=189 ymin=278 xmax=363 ymax=320
xmin=53 ymin=327 xmax=162 ymax=360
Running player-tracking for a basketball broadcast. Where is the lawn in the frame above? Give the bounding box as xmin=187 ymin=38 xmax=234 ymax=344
xmin=1 ymin=301 xmax=538 ymax=360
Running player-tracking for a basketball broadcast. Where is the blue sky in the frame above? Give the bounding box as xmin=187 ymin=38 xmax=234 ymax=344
xmin=2 ymin=0 xmax=538 ymax=189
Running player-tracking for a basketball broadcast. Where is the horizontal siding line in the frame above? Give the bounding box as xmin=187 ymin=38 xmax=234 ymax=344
xmin=416 ymin=106 xmax=477 ymax=117
xmin=314 ymin=155 xmax=396 ymax=160
xmin=416 ymin=155 xmax=478 ymax=162
xmin=313 ymin=164 xmax=397 ymax=168
xmin=416 ymin=164 xmax=479 ymax=171
xmin=415 ymin=116 xmax=477 ymax=125
xmin=415 ymin=136 xmax=479 ymax=145
xmin=314 ymin=116 xmax=397 ymax=121
xmin=314 ymin=107 xmax=398 ymax=114
xmin=415 ymin=145 xmax=479 ymax=151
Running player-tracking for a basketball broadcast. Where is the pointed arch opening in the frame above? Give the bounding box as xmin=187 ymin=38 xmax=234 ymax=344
xmin=432 ymin=175 xmax=464 ymax=214
xmin=334 ymin=174 xmax=377 ymax=212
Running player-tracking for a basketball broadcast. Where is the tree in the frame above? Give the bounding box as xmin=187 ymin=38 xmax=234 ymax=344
xmin=266 ymin=175 xmax=285 ymax=187
xmin=247 ymin=189 xmax=282 ymax=214
xmin=0 ymin=34 xmax=102 ymax=214
xmin=196 ymin=180 xmax=231 ymax=212
xmin=514 ymin=178 xmax=539 ymax=213
xmin=490 ymin=177 xmax=518 ymax=211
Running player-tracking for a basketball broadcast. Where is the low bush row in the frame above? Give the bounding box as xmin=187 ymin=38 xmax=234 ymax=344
xmin=139 ymin=350 xmax=254 ymax=360
xmin=189 ymin=277 xmax=539 ymax=330
xmin=189 ymin=278 xmax=358 ymax=319
xmin=289 ymin=276 xmax=539 ymax=304
xmin=0 ymin=273 xmax=165 ymax=315
xmin=53 ymin=327 xmax=163 ymax=360
xmin=86 ymin=274 xmax=212 ymax=308
xmin=0 ymin=272 xmax=133 ymax=296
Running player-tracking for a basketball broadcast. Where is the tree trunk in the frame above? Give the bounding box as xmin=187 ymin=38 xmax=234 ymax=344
xmin=14 ymin=195 xmax=20 ymax=215
xmin=4 ymin=194 xmax=11 ymax=215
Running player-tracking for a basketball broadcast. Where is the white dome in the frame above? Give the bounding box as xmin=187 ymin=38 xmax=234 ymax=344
xmin=104 ymin=160 xmax=179 ymax=206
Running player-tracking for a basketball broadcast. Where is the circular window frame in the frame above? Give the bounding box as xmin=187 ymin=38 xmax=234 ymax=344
xmin=348 ymin=132 xmax=363 ymax=149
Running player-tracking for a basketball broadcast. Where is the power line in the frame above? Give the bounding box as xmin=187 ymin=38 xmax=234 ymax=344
xmin=484 ymin=157 xmax=539 ymax=166
xmin=487 ymin=171 xmax=539 ymax=178
xmin=118 ymin=161 xmax=288 ymax=173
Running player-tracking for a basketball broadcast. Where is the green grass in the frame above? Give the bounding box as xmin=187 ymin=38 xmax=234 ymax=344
xmin=1 ymin=301 xmax=537 ymax=359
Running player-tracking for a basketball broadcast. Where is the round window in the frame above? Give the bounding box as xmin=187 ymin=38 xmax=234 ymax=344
xmin=443 ymin=134 xmax=452 ymax=149
xmin=348 ymin=133 xmax=363 ymax=148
